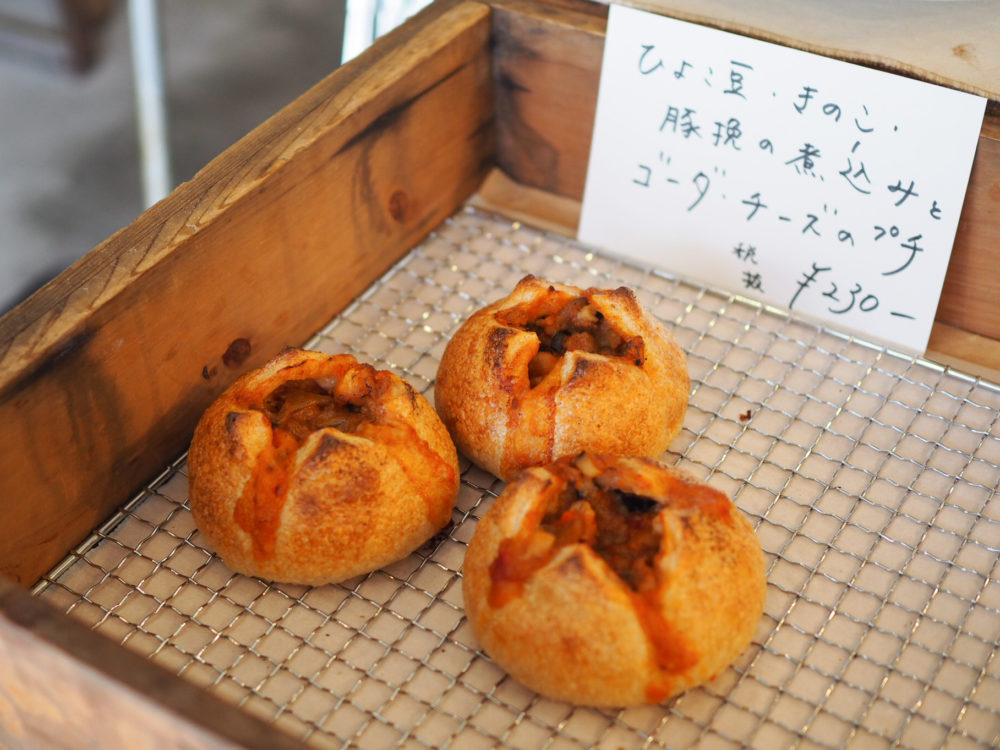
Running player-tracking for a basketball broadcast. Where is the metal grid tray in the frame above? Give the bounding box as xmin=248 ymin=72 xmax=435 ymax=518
xmin=33 ymin=206 xmax=1000 ymax=749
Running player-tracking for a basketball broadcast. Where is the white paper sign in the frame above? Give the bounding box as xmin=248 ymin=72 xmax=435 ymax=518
xmin=579 ymin=4 xmax=986 ymax=354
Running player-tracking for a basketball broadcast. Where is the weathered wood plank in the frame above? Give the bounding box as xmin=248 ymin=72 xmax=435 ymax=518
xmin=0 ymin=0 xmax=494 ymax=586
xmin=492 ymin=0 xmax=606 ymax=199
xmin=937 ymin=122 xmax=1000 ymax=343
xmin=0 ymin=578 xmax=302 ymax=750
xmin=927 ymin=322 xmax=1000 ymax=384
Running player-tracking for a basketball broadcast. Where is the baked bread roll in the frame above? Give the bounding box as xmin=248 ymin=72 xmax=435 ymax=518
xmin=188 ymin=348 xmax=460 ymax=585
xmin=462 ymin=453 xmax=766 ymax=706
xmin=434 ymin=276 xmax=689 ymax=481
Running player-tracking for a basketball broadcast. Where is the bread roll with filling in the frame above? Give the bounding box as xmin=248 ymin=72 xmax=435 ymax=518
xmin=435 ymin=275 xmax=689 ymax=481
xmin=188 ymin=348 xmax=459 ymax=585
xmin=462 ymin=452 xmax=766 ymax=706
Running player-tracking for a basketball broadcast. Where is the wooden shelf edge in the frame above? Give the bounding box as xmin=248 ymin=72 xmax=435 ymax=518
xmin=470 ymin=167 xmax=582 ymax=236
xmin=0 ymin=576 xmax=303 ymax=750
xmin=926 ymin=322 xmax=1000 ymax=385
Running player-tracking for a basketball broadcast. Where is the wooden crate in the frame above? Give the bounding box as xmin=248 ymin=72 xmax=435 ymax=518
xmin=0 ymin=0 xmax=997 ymax=747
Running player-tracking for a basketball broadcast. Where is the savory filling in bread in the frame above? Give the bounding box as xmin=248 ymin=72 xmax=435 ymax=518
xmin=188 ymin=349 xmax=460 ymax=585
xmin=434 ymin=276 xmax=690 ymax=481
xmin=487 ymin=453 xmax=733 ymax=677
xmin=262 ymin=375 xmax=372 ymax=440
xmin=227 ymin=364 xmax=398 ymax=562
xmin=489 ymin=460 xmax=664 ymax=606
xmin=229 ymin=373 xmax=383 ymax=559
xmin=461 ymin=452 xmax=767 ymax=706
xmin=496 ymin=293 xmax=645 ymax=387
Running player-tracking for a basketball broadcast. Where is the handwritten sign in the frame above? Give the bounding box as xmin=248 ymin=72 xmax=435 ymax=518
xmin=579 ymin=5 xmax=986 ymax=354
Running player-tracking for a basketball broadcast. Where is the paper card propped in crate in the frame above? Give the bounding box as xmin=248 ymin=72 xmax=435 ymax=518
xmin=578 ymin=4 xmax=986 ymax=355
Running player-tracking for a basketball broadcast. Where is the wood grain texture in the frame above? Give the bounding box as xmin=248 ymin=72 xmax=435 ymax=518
xmin=927 ymin=322 xmax=1000 ymax=384
xmin=471 ymin=166 xmax=582 ymax=235
xmin=492 ymin=0 xmax=606 ymax=200
xmin=0 ymin=0 xmax=494 ymax=586
xmin=489 ymin=0 xmax=1000 ymax=349
xmin=937 ymin=132 xmax=1000 ymax=339
xmin=0 ymin=578 xmax=303 ymax=750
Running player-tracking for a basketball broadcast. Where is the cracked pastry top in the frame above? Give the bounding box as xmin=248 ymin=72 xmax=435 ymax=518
xmin=462 ymin=452 xmax=767 ymax=707
xmin=434 ymin=275 xmax=690 ymax=480
xmin=188 ymin=348 xmax=459 ymax=585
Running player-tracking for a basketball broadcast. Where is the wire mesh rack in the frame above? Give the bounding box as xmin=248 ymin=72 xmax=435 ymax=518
xmin=33 ymin=205 xmax=1000 ymax=749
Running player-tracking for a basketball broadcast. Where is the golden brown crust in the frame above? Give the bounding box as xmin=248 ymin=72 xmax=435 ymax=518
xmin=462 ymin=453 xmax=766 ymax=707
xmin=434 ymin=276 xmax=689 ymax=480
xmin=188 ymin=348 xmax=460 ymax=585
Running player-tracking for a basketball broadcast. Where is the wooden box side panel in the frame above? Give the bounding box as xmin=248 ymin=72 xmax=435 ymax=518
xmin=936 ymin=125 xmax=1000 ymax=340
xmin=493 ymin=0 xmax=606 ymax=200
xmin=0 ymin=578 xmax=302 ymax=750
xmin=490 ymin=0 xmax=1000 ymax=354
xmin=0 ymin=0 xmax=494 ymax=586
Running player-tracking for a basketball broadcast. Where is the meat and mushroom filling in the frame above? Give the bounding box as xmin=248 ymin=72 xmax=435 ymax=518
xmin=489 ymin=460 xmax=664 ymax=605
xmin=540 ymin=471 xmax=664 ymax=593
xmin=497 ymin=294 xmax=646 ymax=387
xmin=260 ymin=367 xmax=376 ymax=443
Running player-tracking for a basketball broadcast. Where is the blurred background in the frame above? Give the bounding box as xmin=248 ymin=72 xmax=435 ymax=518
xmin=0 ymin=0 xmax=427 ymax=314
